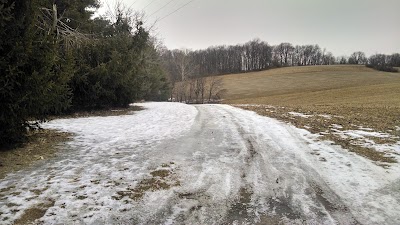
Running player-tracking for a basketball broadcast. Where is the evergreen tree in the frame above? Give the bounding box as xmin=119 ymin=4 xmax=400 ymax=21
xmin=0 ymin=0 xmax=72 ymax=147
xmin=69 ymin=6 xmax=169 ymax=109
xmin=0 ymin=0 xmax=170 ymax=147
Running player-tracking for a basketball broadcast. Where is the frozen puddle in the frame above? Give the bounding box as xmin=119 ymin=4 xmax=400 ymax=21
xmin=0 ymin=102 xmax=400 ymax=224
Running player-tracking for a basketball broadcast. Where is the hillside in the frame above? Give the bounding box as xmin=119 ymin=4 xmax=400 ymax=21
xmin=222 ymin=65 xmax=400 ymax=165
xmin=222 ymin=65 xmax=400 ymax=106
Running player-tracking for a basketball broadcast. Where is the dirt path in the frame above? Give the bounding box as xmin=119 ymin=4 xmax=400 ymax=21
xmin=0 ymin=103 xmax=399 ymax=224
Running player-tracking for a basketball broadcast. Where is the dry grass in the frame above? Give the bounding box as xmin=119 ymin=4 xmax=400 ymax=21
xmin=13 ymin=200 xmax=55 ymax=225
xmin=221 ymin=65 xmax=400 ymax=164
xmin=227 ymin=83 xmax=400 ymax=107
xmin=221 ymin=65 xmax=400 ymax=104
xmin=112 ymin=163 xmax=180 ymax=201
xmin=50 ymin=105 xmax=143 ymax=119
xmin=236 ymin=105 xmax=398 ymax=164
xmin=0 ymin=130 xmax=72 ymax=179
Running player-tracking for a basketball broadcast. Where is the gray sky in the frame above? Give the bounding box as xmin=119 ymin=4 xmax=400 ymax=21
xmin=98 ymin=0 xmax=400 ymax=56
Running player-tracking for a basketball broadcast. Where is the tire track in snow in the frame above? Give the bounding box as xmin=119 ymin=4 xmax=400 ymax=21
xmin=150 ymin=104 xmax=359 ymax=224
xmin=1 ymin=103 xmax=398 ymax=224
xmin=216 ymin=105 xmax=359 ymax=224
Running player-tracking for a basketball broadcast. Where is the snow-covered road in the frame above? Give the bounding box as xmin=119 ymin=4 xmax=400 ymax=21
xmin=1 ymin=102 xmax=400 ymax=224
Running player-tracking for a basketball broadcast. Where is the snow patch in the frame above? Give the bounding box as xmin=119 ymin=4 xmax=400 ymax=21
xmin=318 ymin=114 xmax=332 ymax=119
xmin=288 ymin=112 xmax=313 ymax=118
xmin=0 ymin=102 xmax=197 ymax=225
xmin=331 ymin=124 xmax=343 ymax=129
xmin=344 ymin=130 xmax=391 ymax=138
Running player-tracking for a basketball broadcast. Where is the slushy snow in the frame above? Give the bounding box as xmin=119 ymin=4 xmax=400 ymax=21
xmin=0 ymin=102 xmax=399 ymax=224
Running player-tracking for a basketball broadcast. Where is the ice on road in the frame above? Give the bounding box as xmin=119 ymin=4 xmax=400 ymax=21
xmin=1 ymin=102 xmax=400 ymax=224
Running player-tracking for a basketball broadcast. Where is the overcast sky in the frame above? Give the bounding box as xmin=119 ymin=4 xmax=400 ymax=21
xmin=98 ymin=0 xmax=399 ymax=56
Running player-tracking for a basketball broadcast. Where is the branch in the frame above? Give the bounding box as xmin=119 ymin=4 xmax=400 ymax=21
xmin=37 ymin=4 xmax=92 ymax=49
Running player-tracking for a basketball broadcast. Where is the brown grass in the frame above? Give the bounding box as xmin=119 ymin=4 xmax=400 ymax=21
xmin=221 ymin=65 xmax=400 ymax=105
xmin=13 ymin=200 xmax=55 ymax=225
xmin=220 ymin=65 xmax=400 ymax=163
xmin=50 ymin=105 xmax=143 ymax=119
xmin=112 ymin=163 xmax=180 ymax=201
xmin=237 ymin=105 xmax=397 ymax=163
xmin=0 ymin=130 xmax=72 ymax=179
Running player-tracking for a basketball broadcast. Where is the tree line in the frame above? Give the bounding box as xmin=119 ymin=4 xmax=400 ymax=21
xmin=365 ymin=53 xmax=400 ymax=72
xmin=161 ymin=39 xmax=337 ymax=80
xmin=162 ymin=40 xmax=400 ymax=78
xmin=160 ymin=40 xmax=400 ymax=103
xmin=0 ymin=0 xmax=169 ymax=147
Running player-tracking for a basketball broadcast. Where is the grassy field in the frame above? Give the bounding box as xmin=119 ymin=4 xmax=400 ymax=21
xmin=222 ymin=65 xmax=400 ymax=106
xmin=221 ymin=65 xmax=400 ymax=164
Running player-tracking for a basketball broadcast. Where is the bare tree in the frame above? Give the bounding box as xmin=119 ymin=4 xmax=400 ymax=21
xmin=336 ymin=56 xmax=348 ymax=64
xmin=349 ymin=51 xmax=367 ymax=65
xmin=274 ymin=43 xmax=294 ymax=66
xmin=162 ymin=49 xmax=198 ymax=102
xmin=207 ymin=76 xmax=223 ymax=103
xmin=193 ymin=75 xmax=206 ymax=103
xmin=322 ymin=51 xmax=335 ymax=65
xmin=173 ymin=49 xmax=197 ymax=81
